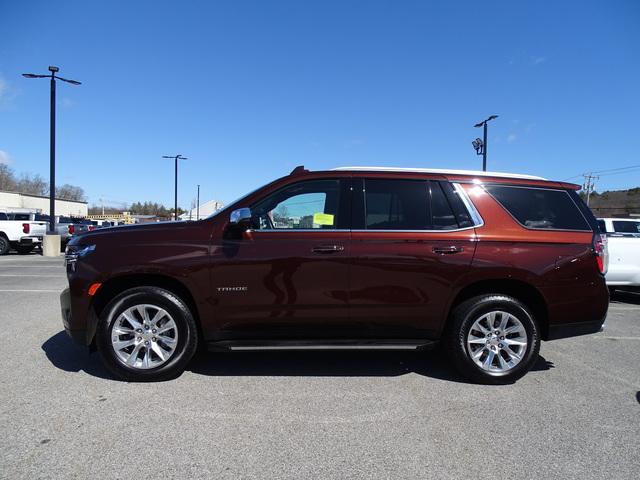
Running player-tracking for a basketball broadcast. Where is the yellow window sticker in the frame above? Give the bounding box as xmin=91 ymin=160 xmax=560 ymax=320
xmin=313 ymin=212 xmax=335 ymax=226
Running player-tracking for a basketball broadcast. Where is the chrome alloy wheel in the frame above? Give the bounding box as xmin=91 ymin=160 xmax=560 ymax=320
xmin=111 ymin=304 xmax=178 ymax=370
xmin=466 ymin=311 xmax=528 ymax=373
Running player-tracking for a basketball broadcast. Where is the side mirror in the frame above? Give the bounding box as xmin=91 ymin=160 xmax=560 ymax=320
xmin=229 ymin=207 xmax=252 ymax=225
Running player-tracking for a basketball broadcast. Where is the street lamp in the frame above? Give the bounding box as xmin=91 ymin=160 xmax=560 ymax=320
xmin=162 ymin=155 xmax=187 ymax=220
xmin=473 ymin=115 xmax=498 ymax=171
xmin=196 ymin=184 xmax=200 ymax=220
xmin=22 ymin=66 xmax=81 ymax=235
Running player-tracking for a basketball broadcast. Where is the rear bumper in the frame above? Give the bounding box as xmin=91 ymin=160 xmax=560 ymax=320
xmin=546 ymin=318 xmax=606 ymax=341
xmin=60 ymin=288 xmax=86 ymax=345
xmin=18 ymin=236 xmax=43 ymax=245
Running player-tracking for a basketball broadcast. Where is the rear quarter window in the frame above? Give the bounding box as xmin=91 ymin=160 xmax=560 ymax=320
xmin=485 ymin=185 xmax=591 ymax=231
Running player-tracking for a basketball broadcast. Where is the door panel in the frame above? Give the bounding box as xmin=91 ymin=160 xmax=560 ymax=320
xmin=209 ymin=177 xmax=352 ymax=340
xmin=349 ymin=231 xmax=476 ymax=337
xmin=211 ymin=231 xmax=350 ymax=339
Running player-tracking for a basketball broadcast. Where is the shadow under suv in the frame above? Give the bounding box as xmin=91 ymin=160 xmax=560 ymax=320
xmin=60 ymin=166 xmax=609 ymax=383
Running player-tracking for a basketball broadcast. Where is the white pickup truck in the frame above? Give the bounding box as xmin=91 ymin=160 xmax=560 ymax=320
xmin=0 ymin=214 xmax=48 ymax=255
xmin=597 ymin=218 xmax=640 ymax=292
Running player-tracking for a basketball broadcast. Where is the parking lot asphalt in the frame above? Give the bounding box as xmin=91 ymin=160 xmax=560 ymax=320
xmin=0 ymin=253 xmax=638 ymax=480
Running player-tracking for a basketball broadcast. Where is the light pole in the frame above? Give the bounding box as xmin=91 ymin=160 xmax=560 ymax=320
xmin=22 ymin=66 xmax=81 ymax=234
xmin=196 ymin=184 xmax=200 ymax=220
xmin=473 ymin=115 xmax=498 ymax=171
xmin=162 ymin=155 xmax=187 ymax=220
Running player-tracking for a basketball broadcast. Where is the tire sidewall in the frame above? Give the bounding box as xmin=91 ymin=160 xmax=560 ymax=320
xmin=97 ymin=287 xmax=197 ymax=381
xmin=0 ymin=237 xmax=9 ymax=255
xmin=454 ymin=296 xmax=540 ymax=383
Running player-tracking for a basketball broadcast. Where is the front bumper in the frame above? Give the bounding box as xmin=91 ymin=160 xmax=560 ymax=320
xmin=60 ymin=288 xmax=86 ymax=345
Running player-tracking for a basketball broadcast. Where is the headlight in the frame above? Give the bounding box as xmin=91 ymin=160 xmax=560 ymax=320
xmin=65 ymin=244 xmax=96 ymax=270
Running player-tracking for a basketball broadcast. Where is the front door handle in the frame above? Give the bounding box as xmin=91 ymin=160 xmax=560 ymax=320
xmin=312 ymin=244 xmax=345 ymax=254
xmin=432 ymin=246 xmax=464 ymax=255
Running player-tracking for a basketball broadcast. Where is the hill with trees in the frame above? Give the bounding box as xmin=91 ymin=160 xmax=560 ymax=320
xmin=580 ymin=187 xmax=640 ymax=217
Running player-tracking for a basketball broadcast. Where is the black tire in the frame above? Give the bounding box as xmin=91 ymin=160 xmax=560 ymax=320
xmin=96 ymin=287 xmax=198 ymax=382
xmin=0 ymin=236 xmax=9 ymax=255
xmin=445 ymin=294 xmax=540 ymax=385
xmin=15 ymin=245 xmax=35 ymax=255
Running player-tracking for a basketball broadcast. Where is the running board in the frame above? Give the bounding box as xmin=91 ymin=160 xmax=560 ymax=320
xmin=206 ymin=339 xmax=437 ymax=352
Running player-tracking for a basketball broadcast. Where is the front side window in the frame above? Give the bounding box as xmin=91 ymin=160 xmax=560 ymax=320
xmin=612 ymin=220 xmax=640 ymax=234
xmin=486 ymin=185 xmax=591 ymax=231
xmin=251 ymin=179 xmax=342 ymax=230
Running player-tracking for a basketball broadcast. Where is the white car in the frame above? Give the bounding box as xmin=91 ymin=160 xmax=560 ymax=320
xmin=0 ymin=213 xmax=48 ymax=255
xmin=597 ymin=218 xmax=640 ymax=291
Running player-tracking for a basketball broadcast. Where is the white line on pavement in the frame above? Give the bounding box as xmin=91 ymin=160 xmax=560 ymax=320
xmin=0 ymin=274 xmax=63 ymax=277
xmin=0 ymin=289 xmax=61 ymax=292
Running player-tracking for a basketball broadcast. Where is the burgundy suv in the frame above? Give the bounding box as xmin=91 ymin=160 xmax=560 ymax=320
xmin=60 ymin=166 xmax=609 ymax=383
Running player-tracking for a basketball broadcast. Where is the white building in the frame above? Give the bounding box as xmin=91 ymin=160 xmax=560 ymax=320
xmin=0 ymin=190 xmax=88 ymax=217
xmin=179 ymin=199 xmax=224 ymax=220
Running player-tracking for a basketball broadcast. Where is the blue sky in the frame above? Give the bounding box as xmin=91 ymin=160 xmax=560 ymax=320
xmin=1 ymin=0 xmax=639 ymax=209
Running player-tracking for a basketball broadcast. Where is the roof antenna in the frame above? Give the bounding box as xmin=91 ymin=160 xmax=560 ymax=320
xmin=290 ymin=165 xmax=308 ymax=176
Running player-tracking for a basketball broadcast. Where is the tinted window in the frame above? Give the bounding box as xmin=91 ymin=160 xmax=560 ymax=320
xmin=252 ymin=179 xmax=342 ymax=230
xmin=430 ymin=182 xmax=459 ymax=230
xmin=597 ymin=220 xmax=607 ymax=233
xmin=362 ymin=179 xmax=468 ymax=231
xmin=0 ymin=213 xmax=7 ymax=220
xmin=440 ymin=182 xmax=474 ymax=228
xmin=364 ymin=179 xmax=428 ymax=230
xmin=612 ymin=221 xmax=640 ymax=234
xmin=486 ymin=186 xmax=590 ymax=231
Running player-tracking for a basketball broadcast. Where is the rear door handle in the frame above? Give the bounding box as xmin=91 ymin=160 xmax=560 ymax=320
xmin=312 ymin=244 xmax=345 ymax=254
xmin=432 ymin=246 xmax=464 ymax=255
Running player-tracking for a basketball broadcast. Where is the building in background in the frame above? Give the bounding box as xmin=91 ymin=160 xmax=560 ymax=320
xmin=0 ymin=190 xmax=88 ymax=217
xmin=179 ymin=200 xmax=224 ymax=221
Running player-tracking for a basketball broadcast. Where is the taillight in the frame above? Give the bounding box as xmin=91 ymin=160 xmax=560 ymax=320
xmin=68 ymin=225 xmax=75 ymax=234
xmin=593 ymin=233 xmax=608 ymax=275
xmin=22 ymin=223 xmax=30 ymax=234
xmin=88 ymin=226 xmax=96 ymax=231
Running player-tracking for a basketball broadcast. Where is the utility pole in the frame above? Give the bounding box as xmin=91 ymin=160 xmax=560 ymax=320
xmin=196 ymin=184 xmax=200 ymax=220
xmin=162 ymin=155 xmax=187 ymax=220
xmin=473 ymin=115 xmax=498 ymax=171
xmin=583 ymin=173 xmax=599 ymax=206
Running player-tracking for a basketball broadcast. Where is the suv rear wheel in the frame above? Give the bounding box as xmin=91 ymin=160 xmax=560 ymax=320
xmin=96 ymin=287 xmax=198 ymax=382
xmin=446 ymin=294 xmax=540 ymax=384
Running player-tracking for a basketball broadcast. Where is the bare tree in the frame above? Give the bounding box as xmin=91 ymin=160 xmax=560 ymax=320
xmin=0 ymin=164 xmax=16 ymax=191
xmin=56 ymin=184 xmax=86 ymax=202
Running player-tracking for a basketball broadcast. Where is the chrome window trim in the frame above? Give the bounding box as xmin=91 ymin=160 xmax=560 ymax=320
xmin=453 ymin=182 xmax=484 ymax=227
xmin=351 ymin=226 xmax=477 ymax=233
xmin=248 ymin=229 xmax=349 ymax=233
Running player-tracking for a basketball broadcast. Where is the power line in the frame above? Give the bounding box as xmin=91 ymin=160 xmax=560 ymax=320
xmin=563 ymin=164 xmax=640 ymax=181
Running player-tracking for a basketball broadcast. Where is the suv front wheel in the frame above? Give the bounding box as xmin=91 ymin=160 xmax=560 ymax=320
xmin=446 ymin=294 xmax=540 ymax=384
xmin=96 ymin=287 xmax=198 ymax=382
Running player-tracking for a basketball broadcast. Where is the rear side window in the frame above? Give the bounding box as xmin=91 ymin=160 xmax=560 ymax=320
xmin=364 ymin=179 xmax=428 ymax=230
xmin=486 ymin=185 xmax=591 ymax=231
xmin=361 ymin=179 xmax=472 ymax=230
xmin=0 ymin=213 xmax=7 ymax=220
xmin=612 ymin=221 xmax=640 ymax=234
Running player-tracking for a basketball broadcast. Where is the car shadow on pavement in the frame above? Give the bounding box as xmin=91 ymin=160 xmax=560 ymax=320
xmin=41 ymin=331 xmax=111 ymax=380
xmin=610 ymin=290 xmax=640 ymax=305
xmin=187 ymin=349 xmax=555 ymax=385
xmin=42 ymin=331 xmax=555 ymax=384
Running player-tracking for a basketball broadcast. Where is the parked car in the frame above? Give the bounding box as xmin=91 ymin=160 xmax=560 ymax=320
xmin=61 ymin=166 xmax=608 ymax=383
xmin=597 ymin=218 xmax=640 ymax=292
xmin=0 ymin=213 xmax=47 ymax=254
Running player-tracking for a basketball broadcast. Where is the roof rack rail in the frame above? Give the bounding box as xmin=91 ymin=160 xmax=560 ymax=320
xmin=290 ymin=165 xmax=309 ymax=176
